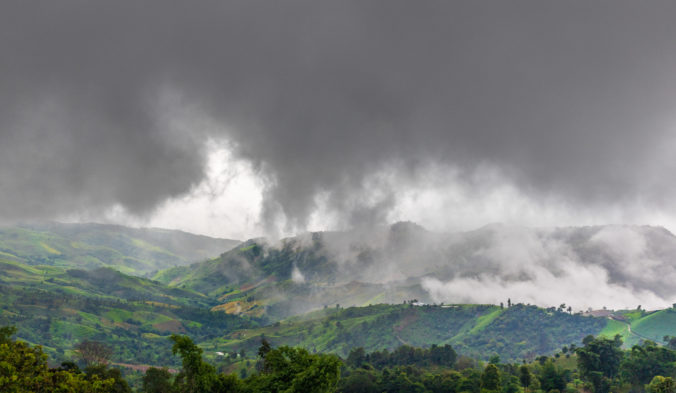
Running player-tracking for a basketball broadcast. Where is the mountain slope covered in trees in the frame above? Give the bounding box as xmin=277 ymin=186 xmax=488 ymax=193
xmin=4 ymin=222 xmax=676 ymax=381
xmin=201 ymin=303 xmax=606 ymax=362
xmin=155 ymin=223 xmax=676 ymax=320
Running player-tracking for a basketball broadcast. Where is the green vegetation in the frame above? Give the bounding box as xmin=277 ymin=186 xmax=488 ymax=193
xmin=5 ymin=224 xmax=676 ymax=391
xmin=0 ymin=222 xmax=239 ymax=276
xmin=6 ymin=322 xmax=676 ymax=393
xmin=0 ymin=257 xmax=259 ymax=368
xmin=596 ymin=309 xmax=676 ymax=347
xmin=632 ymin=309 xmax=676 ymax=342
xmin=0 ymin=326 xmax=117 ymax=392
xmin=9 ymin=325 xmax=676 ymax=393
xmin=202 ymin=303 xmax=605 ymax=362
xmin=600 ymin=318 xmax=628 ymax=338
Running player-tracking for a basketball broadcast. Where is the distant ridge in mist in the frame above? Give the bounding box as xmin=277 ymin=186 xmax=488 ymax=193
xmin=0 ymin=221 xmax=240 ymax=275
xmin=156 ymin=222 xmax=676 ymax=315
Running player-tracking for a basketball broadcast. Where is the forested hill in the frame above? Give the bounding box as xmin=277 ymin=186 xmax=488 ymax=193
xmin=0 ymin=256 xmax=259 ymax=367
xmin=4 ymin=247 xmax=676 ymax=372
xmin=0 ymin=222 xmax=240 ymax=275
xmin=153 ymin=222 xmax=676 ymax=320
xmin=202 ymin=303 xmax=607 ymax=362
xmin=4 ymin=222 xmax=676 ymax=376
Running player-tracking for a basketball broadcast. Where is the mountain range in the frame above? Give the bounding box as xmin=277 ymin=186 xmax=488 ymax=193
xmin=0 ymin=222 xmax=240 ymax=275
xmin=2 ymin=221 xmax=676 ymax=366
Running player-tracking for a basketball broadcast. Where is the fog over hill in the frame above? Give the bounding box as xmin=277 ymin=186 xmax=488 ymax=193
xmin=163 ymin=222 xmax=676 ymax=312
xmin=418 ymin=224 xmax=676 ymax=311
xmin=4 ymin=1 xmax=676 ymax=329
xmin=341 ymin=222 xmax=676 ymax=310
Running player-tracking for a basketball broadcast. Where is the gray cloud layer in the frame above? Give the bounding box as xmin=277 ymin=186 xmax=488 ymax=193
xmin=2 ymin=1 xmax=676 ymax=230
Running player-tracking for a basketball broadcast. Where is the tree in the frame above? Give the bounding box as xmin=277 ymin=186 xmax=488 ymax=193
xmin=504 ymin=375 xmax=522 ymax=393
xmin=620 ymin=341 xmax=676 ymax=387
xmin=142 ymin=367 xmax=174 ymax=393
xmin=458 ymin=369 xmax=482 ymax=393
xmin=429 ymin=344 xmax=457 ymax=367
xmin=0 ymin=325 xmax=115 ymax=392
xmin=85 ymin=364 xmax=132 ymax=393
xmin=258 ymin=337 xmax=271 ymax=356
xmin=664 ymin=336 xmax=676 ymax=351
xmin=519 ymin=365 xmax=533 ymax=392
xmin=648 ymin=376 xmax=676 ymax=393
xmin=481 ymin=364 xmax=501 ymax=392
xmin=170 ymin=334 xmax=218 ymax=393
xmin=75 ymin=340 xmax=113 ymax=366
xmin=422 ymin=370 xmax=462 ymax=393
xmin=379 ymin=368 xmax=425 ymax=393
xmin=576 ymin=335 xmax=623 ymax=393
xmin=0 ymin=325 xmax=16 ymax=344
xmin=251 ymin=345 xmax=342 ymax=393
xmin=577 ymin=334 xmax=623 ymax=379
xmin=538 ymin=360 xmax=566 ymax=393
xmin=347 ymin=347 xmax=366 ymax=368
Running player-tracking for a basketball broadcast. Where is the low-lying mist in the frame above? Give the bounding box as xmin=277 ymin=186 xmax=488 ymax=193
xmin=278 ymin=222 xmax=676 ymax=312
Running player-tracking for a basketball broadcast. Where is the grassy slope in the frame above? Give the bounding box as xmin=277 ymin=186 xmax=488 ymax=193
xmin=0 ymin=258 xmax=209 ymax=307
xmin=595 ymin=309 xmax=675 ymax=347
xmin=0 ymin=223 xmax=240 ymax=276
xmin=4 ymin=254 xmax=676 ymax=367
xmin=154 ymin=241 xmax=291 ymax=293
xmin=0 ymin=258 xmax=257 ymax=366
xmin=631 ymin=308 xmax=676 ymax=342
xmin=600 ymin=319 xmax=628 ymax=338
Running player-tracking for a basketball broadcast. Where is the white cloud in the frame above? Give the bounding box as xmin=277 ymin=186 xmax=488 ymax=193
xmin=421 ymin=225 xmax=674 ymax=311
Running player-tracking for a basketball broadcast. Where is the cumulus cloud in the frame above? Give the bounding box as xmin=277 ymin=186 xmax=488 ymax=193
xmin=2 ymin=1 xmax=676 ymax=236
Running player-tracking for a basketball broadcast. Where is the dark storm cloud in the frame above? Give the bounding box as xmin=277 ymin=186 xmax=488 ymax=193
xmin=2 ymin=1 xmax=676 ymax=228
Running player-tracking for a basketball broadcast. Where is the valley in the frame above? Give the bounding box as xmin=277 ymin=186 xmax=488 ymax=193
xmin=3 ymin=222 xmax=676 ymax=370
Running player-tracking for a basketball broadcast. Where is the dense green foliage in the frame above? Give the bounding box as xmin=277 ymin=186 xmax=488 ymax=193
xmin=346 ymin=344 xmax=457 ymax=369
xmin=0 ymin=326 xmax=117 ymax=392
xmin=207 ymin=303 xmax=605 ymax=361
xmin=5 ymin=323 xmax=676 ymax=393
xmin=161 ymin=334 xmax=341 ymax=393
xmin=0 ymin=279 xmax=257 ymax=366
xmin=5 ymin=223 xmax=676 ymax=391
xmin=334 ymin=336 xmax=676 ymax=393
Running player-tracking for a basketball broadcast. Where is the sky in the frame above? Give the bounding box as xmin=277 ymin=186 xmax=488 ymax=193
xmin=2 ymin=1 xmax=676 ymax=240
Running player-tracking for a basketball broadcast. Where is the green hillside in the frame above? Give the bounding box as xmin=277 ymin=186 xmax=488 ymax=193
xmin=0 ymin=258 xmax=259 ymax=367
xmin=154 ymin=237 xmax=434 ymax=320
xmin=0 ymin=285 xmax=257 ymax=367
xmin=154 ymin=238 xmax=329 ymax=293
xmin=6 ymin=223 xmax=676 ymax=373
xmin=0 ymin=222 xmax=240 ymax=275
xmin=0 ymin=258 xmax=208 ymax=307
xmin=0 ymin=256 xmax=620 ymax=366
xmin=592 ymin=308 xmax=676 ymax=347
xmin=630 ymin=308 xmax=676 ymax=342
xmin=200 ymin=303 xmax=606 ymax=362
